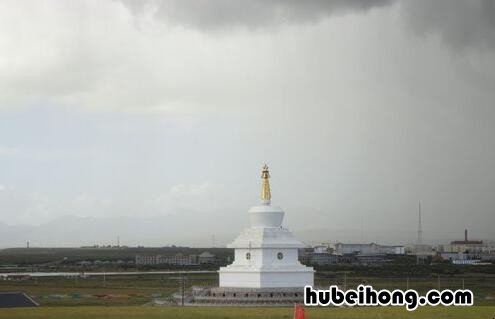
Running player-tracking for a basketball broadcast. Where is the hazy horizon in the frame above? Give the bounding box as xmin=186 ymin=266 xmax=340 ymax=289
xmin=1 ymin=0 xmax=494 ymax=247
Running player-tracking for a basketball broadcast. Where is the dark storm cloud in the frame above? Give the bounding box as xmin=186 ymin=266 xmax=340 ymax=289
xmin=401 ymin=0 xmax=495 ymax=51
xmin=119 ymin=0 xmax=393 ymax=29
xmin=120 ymin=0 xmax=495 ymax=52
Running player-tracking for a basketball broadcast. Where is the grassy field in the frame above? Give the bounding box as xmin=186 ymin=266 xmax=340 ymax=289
xmin=1 ymin=272 xmax=494 ymax=306
xmin=0 ymin=273 xmax=213 ymax=306
xmin=0 ymin=306 xmax=493 ymax=319
xmin=0 ymin=273 xmax=494 ymax=318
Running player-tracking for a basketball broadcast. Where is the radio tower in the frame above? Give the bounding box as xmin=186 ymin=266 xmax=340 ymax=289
xmin=417 ymin=200 xmax=423 ymax=244
xmin=416 ymin=200 xmax=425 ymax=264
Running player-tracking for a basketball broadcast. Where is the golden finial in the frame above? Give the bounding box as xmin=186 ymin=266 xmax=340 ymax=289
xmin=260 ymin=164 xmax=271 ymax=203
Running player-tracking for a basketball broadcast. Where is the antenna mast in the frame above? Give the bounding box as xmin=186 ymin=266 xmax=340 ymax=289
xmin=417 ymin=200 xmax=423 ymax=244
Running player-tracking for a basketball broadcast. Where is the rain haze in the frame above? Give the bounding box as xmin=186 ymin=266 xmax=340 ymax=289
xmin=0 ymin=0 xmax=494 ymax=247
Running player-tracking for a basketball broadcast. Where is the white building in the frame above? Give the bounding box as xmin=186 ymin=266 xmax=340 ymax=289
xmin=135 ymin=254 xmax=198 ymax=266
xmin=198 ymin=251 xmax=216 ymax=264
xmin=335 ymin=243 xmax=405 ymax=256
xmin=218 ymin=165 xmax=314 ymax=288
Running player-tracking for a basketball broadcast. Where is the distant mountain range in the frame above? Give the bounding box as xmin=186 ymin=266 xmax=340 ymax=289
xmin=1 ymin=214 xmax=478 ymax=249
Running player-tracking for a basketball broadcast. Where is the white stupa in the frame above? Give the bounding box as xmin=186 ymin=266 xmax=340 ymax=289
xmin=219 ymin=165 xmax=314 ymax=288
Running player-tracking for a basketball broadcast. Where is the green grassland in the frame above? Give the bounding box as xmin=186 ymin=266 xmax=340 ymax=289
xmin=321 ymin=273 xmax=495 ymax=306
xmin=0 ymin=272 xmax=494 ymax=318
xmin=0 ymin=306 xmax=494 ymax=319
xmin=1 ymin=272 xmax=494 ymax=307
xmin=0 ymin=273 xmax=216 ymax=306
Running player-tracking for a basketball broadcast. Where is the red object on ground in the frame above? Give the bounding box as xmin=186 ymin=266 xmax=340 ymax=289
xmin=294 ymin=303 xmax=305 ymax=319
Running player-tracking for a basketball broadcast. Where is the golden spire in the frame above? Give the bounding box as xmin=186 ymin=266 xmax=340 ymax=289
xmin=260 ymin=164 xmax=271 ymax=203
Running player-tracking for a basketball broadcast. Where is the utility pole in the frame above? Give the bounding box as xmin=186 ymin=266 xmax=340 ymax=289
xmin=360 ymin=216 xmax=364 ymax=242
xmin=344 ymin=272 xmax=347 ymax=292
xmin=181 ymin=272 xmax=185 ymax=306
xmin=416 ymin=200 xmax=424 ymax=265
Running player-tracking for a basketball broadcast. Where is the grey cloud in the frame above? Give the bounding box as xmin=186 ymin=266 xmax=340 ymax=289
xmin=401 ymin=0 xmax=495 ymax=51
xmin=119 ymin=0 xmax=495 ymax=51
xmin=119 ymin=0 xmax=393 ymax=30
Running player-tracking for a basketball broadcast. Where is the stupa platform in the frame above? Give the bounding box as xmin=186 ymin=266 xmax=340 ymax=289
xmin=173 ymin=286 xmax=307 ymax=306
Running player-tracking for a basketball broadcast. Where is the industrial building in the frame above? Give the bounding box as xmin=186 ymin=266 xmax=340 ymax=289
xmin=439 ymin=229 xmax=493 ymax=264
xmin=448 ymin=229 xmax=483 ymax=254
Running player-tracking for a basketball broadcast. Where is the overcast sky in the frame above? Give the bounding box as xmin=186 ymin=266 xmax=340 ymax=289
xmin=0 ymin=0 xmax=494 ymax=247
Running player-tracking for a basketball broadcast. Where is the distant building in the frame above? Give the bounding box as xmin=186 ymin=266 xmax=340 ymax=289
xmin=450 ymin=229 xmax=483 ymax=254
xmin=441 ymin=252 xmax=467 ymax=262
xmin=135 ymin=255 xmax=159 ymax=265
xmin=171 ymin=253 xmax=198 ymax=266
xmin=136 ymin=253 xmax=211 ymax=266
xmin=300 ymin=246 xmax=341 ymax=266
xmin=335 ymin=243 xmax=405 ymax=256
xmin=438 ymin=230 xmax=493 ymax=264
xmin=452 ymin=259 xmax=482 ymax=265
xmin=198 ymin=251 xmax=215 ymax=264
xmin=355 ymin=254 xmax=392 ymax=264
xmin=299 ymin=244 xmax=399 ymax=266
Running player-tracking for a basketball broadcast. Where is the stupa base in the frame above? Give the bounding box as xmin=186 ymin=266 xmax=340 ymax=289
xmin=173 ymin=286 xmax=307 ymax=306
